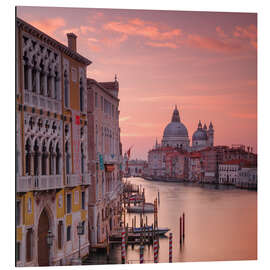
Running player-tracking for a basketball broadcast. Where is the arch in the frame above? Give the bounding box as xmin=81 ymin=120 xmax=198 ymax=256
xmin=37 ymin=207 xmax=53 ymax=266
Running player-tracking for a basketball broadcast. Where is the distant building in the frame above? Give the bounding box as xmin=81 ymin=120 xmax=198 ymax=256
xmin=237 ymin=167 xmax=257 ymax=189
xmin=125 ymin=159 xmax=147 ymax=177
xmin=188 ymin=152 xmax=202 ymax=182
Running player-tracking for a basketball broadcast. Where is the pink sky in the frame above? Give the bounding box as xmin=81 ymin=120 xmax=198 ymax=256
xmin=17 ymin=7 xmax=257 ymax=160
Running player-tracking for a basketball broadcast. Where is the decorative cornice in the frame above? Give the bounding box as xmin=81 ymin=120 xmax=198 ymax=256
xmin=16 ymin=17 xmax=92 ymax=66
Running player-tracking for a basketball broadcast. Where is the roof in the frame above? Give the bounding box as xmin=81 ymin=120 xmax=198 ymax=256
xmin=16 ymin=17 xmax=92 ymax=66
xmin=220 ymin=159 xmax=252 ymax=166
xmin=87 ymin=78 xmax=120 ymax=101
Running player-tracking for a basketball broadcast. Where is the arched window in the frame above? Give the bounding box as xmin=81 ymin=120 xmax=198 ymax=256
xmin=23 ymin=52 xmax=29 ymax=90
xmin=26 ymin=228 xmax=33 ymax=262
xmin=64 ymin=70 xmax=69 ymax=107
xmin=56 ymin=143 xmax=61 ymax=175
xmin=81 ymin=143 xmax=84 ymax=174
xmin=79 ymin=78 xmax=84 ymax=112
xmin=49 ymin=142 xmax=54 ymax=175
xmin=25 ymin=139 xmax=31 ymax=175
xmin=54 ymin=71 xmax=59 ymax=100
xmin=32 ymin=68 xmax=36 ymax=92
xmin=34 ymin=140 xmax=39 ymax=175
xmin=65 ymin=141 xmax=70 ymax=175
xmin=41 ymin=141 xmax=47 ymax=175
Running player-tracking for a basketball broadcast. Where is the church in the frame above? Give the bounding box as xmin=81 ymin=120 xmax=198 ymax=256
xmin=145 ymin=106 xmax=215 ymax=180
xmin=158 ymin=105 xmax=214 ymax=152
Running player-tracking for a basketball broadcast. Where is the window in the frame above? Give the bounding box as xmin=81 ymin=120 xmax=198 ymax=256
xmin=66 ymin=194 xmax=71 ymax=213
xmin=24 ymin=64 xmax=28 ymax=90
xmin=26 ymin=228 xmax=33 ymax=262
xmin=81 ymin=191 xmax=85 ymax=210
xmin=27 ymin=198 xmax=32 ymax=213
xmin=95 ymin=92 xmax=98 ymax=108
xmin=16 ymin=242 xmax=21 ymax=262
xmin=32 ymin=69 xmax=36 ymax=92
xmin=64 ymin=70 xmax=69 ymax=107
xmin=54 ymin=71 xmax=59 ymax=100
xmin=67 ymin=226 xmax=71 ymax=241
xmin=80 ymin=78 xmax=84 ymax=112
xmin=100 ymin=96 xmax=103 ymax=111
xmin=58 ymin=221 xmax=63 ymax=249
xmin=16 ymin=201 xmax=21 ymax=226
xmin=47 ymin=76 xmax=52 ymax=97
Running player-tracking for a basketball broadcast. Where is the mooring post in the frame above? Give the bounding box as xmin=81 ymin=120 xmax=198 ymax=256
xmin=183 ymin=212 xmax=185 ymax=239
xmin=121 ymin=226 xmax=126 ymax=264
xmin=169 ymin=233 xmax=172 ymax=263
xmin=180 ymin=216 xmax=182 ymax=244
xmin=154 ymin=239 xmax=158 ymax=263
xmin=140 ymin=245 xmax=144 ymax=264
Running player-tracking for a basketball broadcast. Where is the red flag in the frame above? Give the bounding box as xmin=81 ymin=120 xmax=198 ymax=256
xmin=127 ymin=148 xmax=131 ymax=159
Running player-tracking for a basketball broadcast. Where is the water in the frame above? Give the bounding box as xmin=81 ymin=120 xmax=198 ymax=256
xmin=84 ymin=177 xmax=257 ymax=264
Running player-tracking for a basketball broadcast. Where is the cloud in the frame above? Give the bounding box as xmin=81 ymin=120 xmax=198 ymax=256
xmin=185 ymin=34 xmax=243 ymax=53
xmin=63 ymin=25 xmax=96 ymax=36
xmin=102 ymin=34 xmax=128 ymax=48
xmin=119 ymin=116 xmax=131 ymax=122
xmin=146 ymin=41 xmax=179 ymax=49
xmin=30 ymin=17 xmax=66 ymax=36
xmin=103 ymin=19 xmax=182 ymax=41
xmin=216 ymin=26 xmax=228 ymax=38
xmin=233 ymin=24 xmax=257 ymax=49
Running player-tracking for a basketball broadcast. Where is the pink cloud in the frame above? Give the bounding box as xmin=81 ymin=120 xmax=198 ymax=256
xmin=216 ymin=26 xmax=228 ymax=38
xmin=234 ymin=24 xmax=257 ymax=49
xmin=103 ymin=19 xmax=182 ymax=41
xmin=146 ymin=41 xmax=179 ymax=49
xmin=185 ymin=34 xmax=243 ymax=53
xmin=30 ymin=17 xmax=66 ymax=36
xmin=101 ymin=34 xmax=128 ymax=48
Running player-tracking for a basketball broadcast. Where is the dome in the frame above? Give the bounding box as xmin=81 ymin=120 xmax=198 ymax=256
xmin=163 ymin=121 xmax=189 ymax=137
xmin=192 ymin=129 xmax=208 ymax=140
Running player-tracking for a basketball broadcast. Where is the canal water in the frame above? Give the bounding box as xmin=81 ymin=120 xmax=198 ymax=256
xmin=84 ymin=177 xmax=257 ymax=264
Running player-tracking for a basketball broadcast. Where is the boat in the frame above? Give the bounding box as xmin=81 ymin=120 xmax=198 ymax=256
xmin=132 ymin=226 xmax=170 ymax=235
xmin=127 ymin=202 xmax=154 ymax=213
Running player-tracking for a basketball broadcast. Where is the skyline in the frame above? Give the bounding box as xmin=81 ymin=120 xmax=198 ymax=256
xmin=17 ymin=7 xmax=257 ymax=160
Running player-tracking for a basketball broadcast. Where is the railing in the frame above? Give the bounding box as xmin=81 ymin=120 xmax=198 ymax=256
xmin=17 ymin=175 xmax=63 ymax=192
xmin=66 ymin=174 xmax=81 ymax=187
xmin=81 ymin=173 xmax=91 ymax=185
xmin=24 ymin=90 xmax=61 ymax=113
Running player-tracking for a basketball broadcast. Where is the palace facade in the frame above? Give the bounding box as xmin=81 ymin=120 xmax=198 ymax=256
xmin=16 ymin=18 xmax=91 ymax=266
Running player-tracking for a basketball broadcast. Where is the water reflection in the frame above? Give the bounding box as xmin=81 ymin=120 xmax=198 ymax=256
xmin=84 ymin=177 xmax=257 ymax=264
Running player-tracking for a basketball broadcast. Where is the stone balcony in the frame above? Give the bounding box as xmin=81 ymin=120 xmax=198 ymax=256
xmin=24 ymin=90 xmax=61 ymax=114
xmin=17 ymin=175 xmax=63 ymax=192
xmin=66 ymin=173 xmax=91 ymax=187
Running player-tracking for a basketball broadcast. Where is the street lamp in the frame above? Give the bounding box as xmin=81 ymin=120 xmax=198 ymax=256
xmin=77 ymin=222 xmax=84 ymax=261
xmin=46 ymin=230 xmax=54 ymax=266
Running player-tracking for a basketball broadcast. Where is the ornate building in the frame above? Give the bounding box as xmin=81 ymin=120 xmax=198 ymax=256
xmin=192 ymin=121 xmax=214 ymax=151
xmin=16 ymin=18 xmax=91 ymax=266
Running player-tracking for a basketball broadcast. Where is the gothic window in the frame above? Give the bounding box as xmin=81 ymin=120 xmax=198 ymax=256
xmin=16 ymin=242 xmax=21 ymax=262
xmin=54 ymin=71 xmax=59 ymax=100
xmin=41 ymin=141 xmax=47 ymax=175
xmin=81 ymin=143 xmax=84 ymax=174
xmin=23 ymin=52 xmax=29 ymax=90
xmin=25 ymin=138 xmax=31 ymax=175
xmin=81 ymin=191 xmax=85 ymax=210
xmin=56 ymin=143 xmax=61 ymax=175
xmin=40 ymin=62 xmax=45 ymax=95
xmin=67 ymin=225 xmax=71 ymax=241
xmin=34 ymin=140 xmax=39 ymax=176
xmin=80 ymin=78 xmax=84 ymax=112
xmin=65 ymin=141 xmax=70 ymax=175
xmin=64 ymin=70 xmax=69 ymax=107
xmin=16 ymin=200 xmax=21 ymax=226
xmin=47 ymin=75 xmax=52 ymax=97
xmin=32 ymin=68 xmax=36 ymax=92
xmin=66 ymin=194 xmax=71 ymax=214
xmin=49 ymin=142 xmax=54 ymax=175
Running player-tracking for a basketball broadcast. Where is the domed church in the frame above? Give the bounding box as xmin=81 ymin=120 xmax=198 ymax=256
xmin=161 ymin=105 xmax=190 ymax=150
xmin=158 ymin=105 xmax=214 ymax=152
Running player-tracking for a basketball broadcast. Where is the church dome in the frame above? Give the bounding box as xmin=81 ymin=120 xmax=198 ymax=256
xmin=192 ymin=121 xmax=208 ymax=140
xmin=163 ymin=106 xmax=189 ymax=138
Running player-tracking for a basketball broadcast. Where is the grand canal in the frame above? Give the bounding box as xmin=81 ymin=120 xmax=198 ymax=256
xmin=84 ymin=177 xmax=257 ymax=264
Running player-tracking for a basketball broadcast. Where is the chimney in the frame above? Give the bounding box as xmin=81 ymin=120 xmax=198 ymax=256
xmin=67 ymin=33 xmax=77 ymax=52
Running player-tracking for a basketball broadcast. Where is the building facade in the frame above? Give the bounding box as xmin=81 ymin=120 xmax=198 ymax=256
xmin=125 ymin=159 xmax=147 ymax=177
xmin=87 ymin=77 xmax=122 ymax=248
xmin=16 ymin=18 xmax=91 ymax=266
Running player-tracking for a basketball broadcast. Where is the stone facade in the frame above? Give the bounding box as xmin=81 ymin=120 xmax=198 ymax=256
xmin=87 ymin=78 xmax=122 ymax=248
xmin=16 ymin=17 xmax=91 ymax=266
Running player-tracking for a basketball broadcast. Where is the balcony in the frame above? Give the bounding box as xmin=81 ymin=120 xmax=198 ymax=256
xmin=24 ymin=90 xmax=61 ymax=114
xmin=16 ymin=175 xmax=63 ymax=193
xmin=66 ymin=174 xmax=81 ymax=187
xmin=81 ymin=173 xmax=91 ymax=185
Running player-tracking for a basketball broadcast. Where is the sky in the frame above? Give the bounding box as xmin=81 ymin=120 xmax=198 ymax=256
xmin=17 ymin=6 xmax=257 ymax=160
